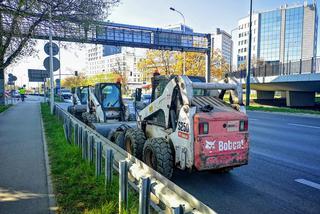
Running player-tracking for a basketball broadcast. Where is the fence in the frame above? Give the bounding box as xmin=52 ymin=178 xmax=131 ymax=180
xmin=54 ymin=104 xmax=216 ymax=214
xmin=229 ymin=57 xmax=320 ymax=78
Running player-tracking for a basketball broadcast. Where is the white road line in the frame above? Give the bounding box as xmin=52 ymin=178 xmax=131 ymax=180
xmin=249 ymin=118 xmax=258 ymax=121
xmin=288 ymin=123 xmax=320 ymax=129
xmin=295 ymin=179 xmax=320 ymax=190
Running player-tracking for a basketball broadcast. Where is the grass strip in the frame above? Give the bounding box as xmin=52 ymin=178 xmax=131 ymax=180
xmin=247 ymin=105 xmax=320 ymax=115
xmin=41 ymin=103 xmax=138 ymax=214
xmin=0 ymin=104 xmax=12 ymax=113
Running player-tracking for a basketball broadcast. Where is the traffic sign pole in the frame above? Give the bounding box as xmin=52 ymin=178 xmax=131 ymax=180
xmin=49 ymin=6 xmax=54 ymax=114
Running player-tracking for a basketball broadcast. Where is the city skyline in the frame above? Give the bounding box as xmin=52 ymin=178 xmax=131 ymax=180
xmin=6 ymin=0 xmax=319 ymax=86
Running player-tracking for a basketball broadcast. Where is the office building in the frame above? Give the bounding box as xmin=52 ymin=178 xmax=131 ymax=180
xmin=86 ymin=46 xmax=143 ymax=92
xmin=236 ymin=2 xmax=317 ymax=68
xmin=211 ymin=28 xmax=233 ymax=68
xmin=237 ymin=13 xmax=260 ymax=67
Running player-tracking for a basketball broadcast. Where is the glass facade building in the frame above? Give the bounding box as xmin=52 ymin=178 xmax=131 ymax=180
xmin=259 ymin=10 xmax=281 ymax=62
xmin=284 ymin=7 xmax=304 ymax=61
xmin=237 ymin=3 xmax=317 ymax=68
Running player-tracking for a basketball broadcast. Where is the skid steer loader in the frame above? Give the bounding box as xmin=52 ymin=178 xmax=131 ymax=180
xmin=111 ymin=75 xmax=249 ymax=178
xmin=81 ymin=82 xmax=135 ymax=138
xmin=68 ymin=86 xmax=89 ymax=119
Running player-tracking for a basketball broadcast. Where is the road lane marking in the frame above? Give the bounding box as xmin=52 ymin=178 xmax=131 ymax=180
xmin=249 ymin=118 xmax=258 ymax=121
xmin=295 ymin=179 xmax=320 ymax=190
xmin=288 ymin=123 xmax=320 ymax=129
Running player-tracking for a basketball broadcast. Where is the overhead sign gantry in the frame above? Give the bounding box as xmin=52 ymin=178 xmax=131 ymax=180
xmin=1 ymin=9 xmax=212 ymax=81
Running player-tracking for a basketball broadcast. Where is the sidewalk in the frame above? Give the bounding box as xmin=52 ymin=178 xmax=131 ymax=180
xmin=0 ymin=97 xmax=50 ymax=214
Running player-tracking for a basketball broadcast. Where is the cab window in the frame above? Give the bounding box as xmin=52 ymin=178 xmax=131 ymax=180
xmin=102 ymin=85 xmax=120 ymax=108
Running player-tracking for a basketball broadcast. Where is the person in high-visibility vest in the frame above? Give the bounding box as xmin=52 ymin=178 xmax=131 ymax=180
xmin=19 ymin=87 xmax=26 ymax=102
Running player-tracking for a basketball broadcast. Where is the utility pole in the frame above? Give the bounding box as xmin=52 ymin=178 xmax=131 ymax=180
xmin=246 ymin=0 xmax=253 ymax=106
xmin=170 ymin=7 xmax=186 ymax=75
xmin=49 ymin=5 xmax=54 ymax=114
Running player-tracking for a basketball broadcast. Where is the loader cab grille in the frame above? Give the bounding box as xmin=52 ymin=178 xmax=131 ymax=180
xmin=192 ymin=96 xmax=235 ymax=112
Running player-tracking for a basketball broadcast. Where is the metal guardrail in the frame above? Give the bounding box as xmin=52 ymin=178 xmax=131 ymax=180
xmin=54 ymin=104 xmax=216 ymax=214
xmin=229 ymin=57 xmax=320 ymax=78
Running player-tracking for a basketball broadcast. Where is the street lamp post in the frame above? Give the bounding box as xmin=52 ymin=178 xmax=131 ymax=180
xmin=170 ymin=7 xmax=186 ymax=75
xmin=246 ymin=0 xmax=253 ymax=106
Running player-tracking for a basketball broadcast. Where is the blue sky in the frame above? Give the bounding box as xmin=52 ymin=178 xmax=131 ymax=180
xmin=8 ymin=0 xmax=319 ymax=86
xmin=108 ymin=0 xmax=317 ymax=33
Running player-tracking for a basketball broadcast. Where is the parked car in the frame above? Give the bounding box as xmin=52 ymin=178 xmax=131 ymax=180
xmin=60 ymin=88 xmax=72 ymax=100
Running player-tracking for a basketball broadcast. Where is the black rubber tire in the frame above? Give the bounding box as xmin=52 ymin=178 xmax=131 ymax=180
xmin=86 ymin=113 xmax=97 ymax=124
xmin=67 ymin=106 xmax=74 ymax=114
xmin=81 ymin=112 xmax=89 ymax=124
xmin=115 ymin=132 xmax=125 ymax=149
xmin=124 ymin=128 xmax=146 ymax=159
xmin=143 ymin=138 xmax=174 ymax=179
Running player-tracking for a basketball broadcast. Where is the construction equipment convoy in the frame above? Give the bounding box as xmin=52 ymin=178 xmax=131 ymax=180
xmin=71 ymin=75 xmax=249 ymax=179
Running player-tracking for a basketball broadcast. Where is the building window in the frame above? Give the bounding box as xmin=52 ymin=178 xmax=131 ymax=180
xmin=259 ymin=9 xmax=281 ymax=62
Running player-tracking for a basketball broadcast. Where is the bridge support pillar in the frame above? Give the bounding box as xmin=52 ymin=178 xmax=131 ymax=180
xmin=256 ymin=91 xmax=275 ymax=100
xmin=286 ymin=91 xmax=315 ymax=107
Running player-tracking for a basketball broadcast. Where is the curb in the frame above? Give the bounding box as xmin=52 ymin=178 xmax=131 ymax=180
xmin=40 ymin=104 xmax=57 ymax=214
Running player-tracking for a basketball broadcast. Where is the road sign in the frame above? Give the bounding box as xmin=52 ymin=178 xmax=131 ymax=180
xmin=44 ymin=42 xmax=59 ymax=56
xmin=28 ymin=69 xmax=49 ymax=82
xmin=43 ymin=57 xmax=60 ymax=71
xmin=8 ymin=74 xmax=17 ymax=83
xmin=11 ymin=76 xmax=17 ymax=81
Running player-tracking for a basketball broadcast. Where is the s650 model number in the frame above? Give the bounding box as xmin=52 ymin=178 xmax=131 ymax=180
xmin=177 ymin=121 xmax=189 ymax=133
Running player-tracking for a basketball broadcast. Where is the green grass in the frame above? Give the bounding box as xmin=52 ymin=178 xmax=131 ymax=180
xmin=54 ymin=95 xmax=64 ymax=103
xmin=247 ymin=105 xmax=320 ymax=115
xmin=41 ymin=103 xmax=138 ymax=214
xmin=0 ymin=104 xmax=12 ymax=113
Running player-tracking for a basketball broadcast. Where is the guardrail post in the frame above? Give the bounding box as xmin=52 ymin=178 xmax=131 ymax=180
xmin=63 ymin=120 xmax=68 ymax=142
xmin=78 ymin=126 xmax=82 ymax=148
xmin=68 ymin=118 xmax=72 ymax=143
xmin=88 ymin=135 xmax=94 ymax=163
xmin=119 ymin=160 xmax=128 ymax=213
xmin=95 ymin=141 xmax=102 ymax=176
xmin=105 ymin=149 xmax=113 ymax=186
xmin=74 ymin=124 xmax=78 ymax=145
xmin=82 ymin=130 xmax=88 ymax=160
xmin=172 ymin=205 xmax=185 ymax=214
xmin=139 ymin=177 xmax=151 ymax=214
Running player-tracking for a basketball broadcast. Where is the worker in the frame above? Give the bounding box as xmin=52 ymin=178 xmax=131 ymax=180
xmin=19 ymin=86 xmax=26 ymax=102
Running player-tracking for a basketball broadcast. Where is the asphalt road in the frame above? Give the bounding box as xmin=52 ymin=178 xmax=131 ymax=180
xmin=58 ymin=101 xmax=320 ymax=213
xmin=172 ymin=111 xmax=320 ymax=214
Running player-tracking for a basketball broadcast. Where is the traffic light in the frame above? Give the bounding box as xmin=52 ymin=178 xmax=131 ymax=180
xmin=75 ymin=71 xmax=78 ymax=76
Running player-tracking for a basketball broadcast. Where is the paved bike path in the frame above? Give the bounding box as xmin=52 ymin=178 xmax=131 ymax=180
xmin=0 ymin=98 xmax=50 ymax=214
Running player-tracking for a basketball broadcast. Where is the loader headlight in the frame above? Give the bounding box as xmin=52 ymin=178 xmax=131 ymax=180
xmin=199 ymin=122 xmax=209 ymax=135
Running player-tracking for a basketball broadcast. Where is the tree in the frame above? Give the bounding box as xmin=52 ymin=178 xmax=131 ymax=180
xmin=210 ymin=49 xmax=230 ymax=80
xmin=62 ymin=72 xmax=120 ymax=88
xmin=137 ymin=49 xmax=229 ymax=82
xmin=137 ymin=50 xmax=175 ymax=81
xmin=0 ymin=0 xmax=120 ymax=104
